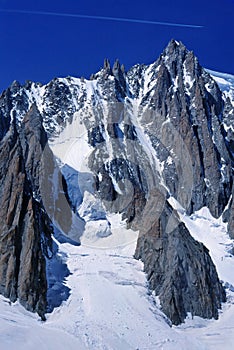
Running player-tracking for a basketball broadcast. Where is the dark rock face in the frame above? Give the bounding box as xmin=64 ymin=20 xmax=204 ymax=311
xmin=42 ymin=79 xmax=76 ymax=134
xmin=95 ymin=158 xmax=147 ymax=224
xmin=129 ymin=40 xmax=232 ymax=324
xmin=135 ymin=201 xmax=226 ymax=325
xmin=0 ymin=39 xmax=233 ymax=325
xmin=135 ymin=40 xmax=232 ymax=219
xmin=0 ymin=105 xmax=53 ymax=320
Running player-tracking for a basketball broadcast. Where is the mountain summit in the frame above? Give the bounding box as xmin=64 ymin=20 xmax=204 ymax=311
xmin=0 ymin=40 xmax=234 ymax=326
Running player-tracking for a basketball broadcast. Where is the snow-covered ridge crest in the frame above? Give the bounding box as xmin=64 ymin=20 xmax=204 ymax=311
xmin=206 ymin=69 xmax=234 ymax=92
xmin=205 ymin=69 xmax=234 ymax=145
xmin=206 ymin=69 xmax=234 ymax=107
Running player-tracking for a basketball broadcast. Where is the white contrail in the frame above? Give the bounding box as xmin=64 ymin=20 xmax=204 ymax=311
xmin=0 ymin=9 xmax=204 ymax=28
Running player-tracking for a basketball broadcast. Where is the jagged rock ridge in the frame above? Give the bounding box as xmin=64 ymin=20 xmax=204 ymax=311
xmin=0 ymin=39 xmax=233 ymax=324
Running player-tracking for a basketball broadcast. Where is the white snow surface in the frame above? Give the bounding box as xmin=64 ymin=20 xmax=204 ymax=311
xmin=49 ymin=113 xmax=93 ymax=173
xmin=0 ymin=220 xmax=200 ymax=350
xmin=1 ymin=207 xmax=234 ymax=349
xmin=206 ymin=69 xmax=234 ymax=108
xmin=206 ymin=69 xmax=234 ymax=92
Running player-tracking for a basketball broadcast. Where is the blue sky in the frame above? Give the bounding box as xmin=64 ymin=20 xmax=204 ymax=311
xmin=0 ymin=0 xmax=233 ymax=93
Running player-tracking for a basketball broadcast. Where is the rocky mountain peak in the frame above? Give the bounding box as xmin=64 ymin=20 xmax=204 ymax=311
xmin=163 ymin=39 xmax=186 ymax=56
xmin=0 ymin=40 xmax=234 ymax=326
xmin=157 ymin=39 xmax=200 ymax=84
xmin=103 ymin=58 xmax=111 ymax=71
xmin=10 ymin=80 xmax=22 ymax=94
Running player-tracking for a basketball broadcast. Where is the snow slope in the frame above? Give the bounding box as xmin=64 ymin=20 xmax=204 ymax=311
xmin=206 ymin=69 xmax=234 ymax=107
xmin=0 ymin=295 xmax=86 ymax=350
xmin=206 ymin=69 xmax=234 ymax=93
xmin=1 ymin=208 xmax=234 ymax=349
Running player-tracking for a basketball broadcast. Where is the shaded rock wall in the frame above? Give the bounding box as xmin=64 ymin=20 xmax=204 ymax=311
xmin=0 ymin=105 xmax=53 ymax=320
xmin=135 ymin=201 xmax=226 ymax=325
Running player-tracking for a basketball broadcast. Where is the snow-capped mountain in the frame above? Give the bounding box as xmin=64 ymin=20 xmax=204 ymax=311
xmin=0 ymin=39 xmax=234 ymax=348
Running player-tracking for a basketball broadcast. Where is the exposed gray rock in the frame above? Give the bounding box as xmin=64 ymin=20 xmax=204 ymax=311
xmin=0 ymin=105 xmax=53 ymax=320
xmin=135 ymin=201 xmax=226 ymax=325
xmin=135 ymin=40 xmax=232 ymax=219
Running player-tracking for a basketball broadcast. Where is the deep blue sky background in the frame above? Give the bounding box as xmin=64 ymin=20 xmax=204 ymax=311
xmin=0 ymin=0 xmax=233 ymax=93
